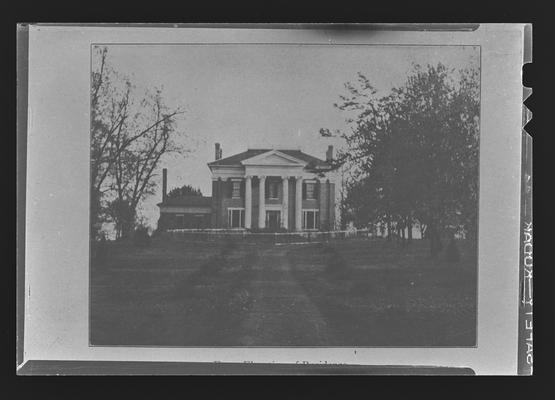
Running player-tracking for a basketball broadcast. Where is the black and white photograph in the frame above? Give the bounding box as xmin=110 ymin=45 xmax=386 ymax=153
xmin=18 ymin=24 xmax=530 ymax=375
xmin=89 ymin=43 xmax=480 ymax=347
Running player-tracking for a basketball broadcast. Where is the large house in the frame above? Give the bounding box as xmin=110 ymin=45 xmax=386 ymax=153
xmin=158 ymin=143 xmax=337 ymax=231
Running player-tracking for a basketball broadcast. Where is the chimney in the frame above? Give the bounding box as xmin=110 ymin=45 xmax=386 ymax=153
xmin=215 ymin=143 xmax=222 ymax=160
xmin=326 ymin=145 xmax=334 ymax=162
xmin=162 ymin=168 xmax=168 ymax=202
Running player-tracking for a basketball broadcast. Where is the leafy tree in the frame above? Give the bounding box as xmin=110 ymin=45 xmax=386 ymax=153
xmin=322 ymin=63 xmax=479 ymax=256
xmin=167 ymin=184 xmax=203 ymax=198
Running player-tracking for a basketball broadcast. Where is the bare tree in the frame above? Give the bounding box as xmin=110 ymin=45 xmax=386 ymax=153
xmin=91 ymin=46 xmax=187 ymax=239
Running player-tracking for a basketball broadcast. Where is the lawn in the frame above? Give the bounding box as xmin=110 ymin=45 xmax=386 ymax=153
xmin=90 ymin=236 xmax=477 ymax=347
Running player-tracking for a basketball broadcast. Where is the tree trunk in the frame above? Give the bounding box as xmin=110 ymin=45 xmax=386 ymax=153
xmin=445 ymin=232 xmax=460 ymax=263
xmin=121 ymin=223 xmax=132 ymax=240
xmin=121 ymin=211 xmax=136 ymax=239
xmin=428 ymin=221 xmax=442 ymax=257
xmin=386 ymin=214 xmax=392 ymax=241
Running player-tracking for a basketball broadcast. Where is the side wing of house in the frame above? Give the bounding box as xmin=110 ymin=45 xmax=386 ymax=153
xmin=157 ymin=197 xmax=213 ymax=230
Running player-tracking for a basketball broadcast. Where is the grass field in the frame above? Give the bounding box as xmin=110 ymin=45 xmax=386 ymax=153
xmin=90 ymin=237 xmax=477 ymax=347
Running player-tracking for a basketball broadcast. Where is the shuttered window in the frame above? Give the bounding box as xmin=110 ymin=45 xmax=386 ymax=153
xmin=231 ymin=181 xmax=241 ymax=199
xmin=304 ymin=182 xmax=317 ymax=200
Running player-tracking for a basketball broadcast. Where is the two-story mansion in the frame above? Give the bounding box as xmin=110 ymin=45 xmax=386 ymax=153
xmin=158 ymin=143 xmax=337 ymax=231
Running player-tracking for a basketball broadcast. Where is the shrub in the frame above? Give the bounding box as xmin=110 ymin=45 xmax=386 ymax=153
xmin=132 ymin=226 xmax=151 ymax=247
xmin=92 ymin=235 xmax=108 ymax=264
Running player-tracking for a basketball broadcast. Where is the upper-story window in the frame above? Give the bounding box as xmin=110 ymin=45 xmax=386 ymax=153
xmin=231 ymin=181 xmax=241 ymax=199
xmin=304 ymin=182 xmax=316 ymax=200
xmin=268 ymin=181 xmax=279 ymax=199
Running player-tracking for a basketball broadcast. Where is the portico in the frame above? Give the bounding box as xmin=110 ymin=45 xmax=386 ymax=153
xmin=241 ymin=174 xmax=304 ymax=230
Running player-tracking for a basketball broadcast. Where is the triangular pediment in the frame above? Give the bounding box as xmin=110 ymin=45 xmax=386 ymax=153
xmin=241 ymin=150 xmax=307 ymax=166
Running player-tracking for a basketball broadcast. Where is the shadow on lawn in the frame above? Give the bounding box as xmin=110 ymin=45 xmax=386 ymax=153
xmin=321 ymin=244 xmax=353 ymax=279
xmin=172 ymin=239 xmax=237 ymax=295
xmin=155 ymin=240 xmax=260 ymax=345
xmin=92 ymin=238 xmax=262 ymax=346
xmin=287 ymin=240 xmax=477 ymax=346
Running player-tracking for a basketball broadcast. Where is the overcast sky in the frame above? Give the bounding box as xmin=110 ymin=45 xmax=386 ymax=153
xmin=98 ymin=44 xmax=479 ymax=229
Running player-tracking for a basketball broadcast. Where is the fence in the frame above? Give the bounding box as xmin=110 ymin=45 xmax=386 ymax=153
xmin=162 ymin=228 xmax=373 ymax=245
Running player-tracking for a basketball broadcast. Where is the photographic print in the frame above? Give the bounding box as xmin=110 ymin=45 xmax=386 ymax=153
xmin=89 ymin=43 xmax=480 ymax=347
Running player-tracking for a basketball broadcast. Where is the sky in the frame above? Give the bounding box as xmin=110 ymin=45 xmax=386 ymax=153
xmin=97 ymin=44 xmax=479 ymax=230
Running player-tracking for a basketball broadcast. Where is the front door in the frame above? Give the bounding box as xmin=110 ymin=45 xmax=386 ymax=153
xmin=266 ymin=210 xmax=281 ymax=231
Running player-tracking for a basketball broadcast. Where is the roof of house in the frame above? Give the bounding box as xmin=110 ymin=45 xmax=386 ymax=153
xmin=158 ymin=195 xmax=212 ymax=208
xmin=207 ymin=149 xmax=330 ymax=169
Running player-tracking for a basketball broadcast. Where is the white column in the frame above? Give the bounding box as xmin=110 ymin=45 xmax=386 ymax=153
xmin=258 ymin=175 xmax=266 ymax=229
xmin=281 ymin=176 xmax=289 ymax=230
xmin=244 ymin=175 xmax=252 ymax=229
xmin=295 ymin=176 xmax=303 ymax=231
xmin=318 ymin=178 xmax=327 ymax=230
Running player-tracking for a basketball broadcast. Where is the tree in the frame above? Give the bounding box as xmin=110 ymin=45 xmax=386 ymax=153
xmin=167 ymin=184 xmax=203 ymax=198
xmin=322 ymin=63 xmax=479 ymax=256
xmin=91 ymin=46 xmax=188 ymax=239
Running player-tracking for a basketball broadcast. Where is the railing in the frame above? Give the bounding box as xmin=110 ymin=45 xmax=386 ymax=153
xmin=163 ymin=228 xmax=373 ymax=245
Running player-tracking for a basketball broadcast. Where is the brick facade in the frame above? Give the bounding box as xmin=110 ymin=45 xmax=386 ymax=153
xmin=158 ymin=148 xmax=337 ymax=232
xmin=210 ymin=176 xmax=335 ymax=231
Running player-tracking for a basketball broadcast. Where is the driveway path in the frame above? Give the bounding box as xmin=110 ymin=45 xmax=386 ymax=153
xmin=238 ymin=246 xmax=331 ymax=346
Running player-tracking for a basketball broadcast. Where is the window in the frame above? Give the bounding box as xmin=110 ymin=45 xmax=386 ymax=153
xmin=302 ymin=210 xmax=319 ymax=230
xmin=228 ymin=208 xmax=244 ymax=228
xmin=268 ymin=181 xmax=279 ymax=199
xmin=176 ymin=214 xmax=185 ymax=228
xmin=304 ymin=182 xmax=316 ymax=200
xmin=231 ymin=181 xmax=241 ymax=199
